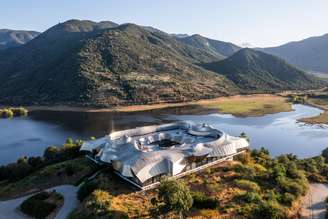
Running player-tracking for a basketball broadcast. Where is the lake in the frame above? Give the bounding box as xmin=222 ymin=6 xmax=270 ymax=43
xmin=0 ymin=104 xmax=327 ymax=165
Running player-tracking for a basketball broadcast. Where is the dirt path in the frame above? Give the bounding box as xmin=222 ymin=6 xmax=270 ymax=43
xmin=300 ymin=183 xmax=328 ymax=219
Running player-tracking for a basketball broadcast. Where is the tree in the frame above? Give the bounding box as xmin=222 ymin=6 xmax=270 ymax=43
xmin=158 ymin=178 xmax=193 ymax=218
xmin=43 ymin=146 xmax=60 ymax=160
xmin=322 ymin=147 xmax=328 ymax=162
xmin=240 ymin=132 xmax=250 ymax=142
xmin=65 ymin=138 xmax=74 ymax=145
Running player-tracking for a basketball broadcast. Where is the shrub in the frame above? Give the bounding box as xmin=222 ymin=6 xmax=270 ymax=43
xmin=1 ymin=109 xmax=14 ymax=118
xmin=240 ymin=192 xmax=262 ymax=204
xmin=234 ymin=179 xmax=260 ymax=192
xmin=280 ymin=192 xmax=295 ymax=206
xmin=86 ymin=190 xmax=112 ymax=216
xmin=191 ymin=192 xmax=219 ymax=209
xmin=27 ymin=156 xmax=43 ymax=168
xmin=44 ymin=146 xmax=60 ymax=160
xmin=252 ymin=200 xmax=286 ymax=219
xmin=158 ymin=178 xmax=193 ymax=216
xmin=11 ymin=107 xmax=28 ymax=116
xmin=20 ymin=191 xmax=58 ymax=219
xmin=78 ymin=180 xmax=99 ymax=201
xmin=322 ymin=147 xmax=328 ymax=162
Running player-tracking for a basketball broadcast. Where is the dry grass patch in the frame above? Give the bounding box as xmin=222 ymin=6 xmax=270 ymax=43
xmin=204 ymin=95 xmax=292 ymax=117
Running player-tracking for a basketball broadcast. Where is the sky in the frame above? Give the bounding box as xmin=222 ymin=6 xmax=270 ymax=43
xmin=1 ymin=0 xmax=327 ymax=47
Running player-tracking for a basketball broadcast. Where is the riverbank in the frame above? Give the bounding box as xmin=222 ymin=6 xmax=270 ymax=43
xmin=299 ymin=96 xmax=328 ymax=125
xmin=0 ymin=94 xmax=293 ymax=117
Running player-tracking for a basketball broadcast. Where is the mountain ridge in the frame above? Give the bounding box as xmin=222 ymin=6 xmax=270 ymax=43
xmin=202 ymin=48 xmax=324 ymax=92
xmin=0 ymin=20 xmax=237 ymax=106
xmin=260 ymin=33 xmax=328 ymax=73
xmin=0 ymin=29 xmax=40 ymax=49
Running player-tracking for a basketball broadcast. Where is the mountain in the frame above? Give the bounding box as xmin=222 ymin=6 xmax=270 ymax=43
xmin=176 ymin=34 xmax=241 ymax=59
xmin=0 ymin=29 xmax=40 ymax=49
xmin=0 ymin=20 xmax=237 ymax=106
xmin=202 ymin=48 xmax=324 ymax=92
xmin=261 ymin=33 xmax=328 ymax=73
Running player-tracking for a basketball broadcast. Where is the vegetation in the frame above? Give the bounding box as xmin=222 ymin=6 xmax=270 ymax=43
xmin=85 ymin=190 xmax=113 ymax=216
xmin=205 ymin=95 xmax=292 ymax=117
xmin=78 ymin=180 xmax=99 ymax=201
xmin=191 ymin=191 xmax=220 ymax=210
xmin=261 ymin=33 xmax=328 ymax=74
xmin=20 ymin=190 xmax=63 ymax=219
xmin=0 ymin=107 xmax=28 ymax=118
xmin=0 ymin=138 xmax=99 ymax=199
xmin=0 ymin=138 xmax=83 ymax=182
xmin=0 ymin=157 xmax=97 ymax=199
xmin=0 ymin=29 xmax=39 ymax=50
xmin=1 ymin=20 xmax=324 ymax=107
xmin=299 ymin=94 xmax=328 ymax=124
xmin=290 ymin=94 xmax=308 ymax=104
xmin=0 ymin=20 xmax=238 ymax=107
xmin=69 ymin=146 xmax=328 ymax=218
xmin=176 ymin=33 xmax=240 ymax=58
xmin=202 ymin=48 xmax=325 ymax=93
xmin=156 ymin=178 xmax=193 ymax=218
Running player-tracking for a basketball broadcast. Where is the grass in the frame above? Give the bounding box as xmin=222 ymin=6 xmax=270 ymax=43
xmin=300 ymin=96 xmax=328 ymax=124
xmin=203 ymin=95 xmax=292 ymax=117
xmin=23 ymin=94 xmax=291 ymax=117
xmin=0 ymin=157 xmax=98 ymax=199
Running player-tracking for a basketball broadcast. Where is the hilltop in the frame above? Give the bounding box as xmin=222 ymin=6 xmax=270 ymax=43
xmin=202 ymin=48 xmax=324 ymax=92
xmin=0 ymin=20 xmax=236 ymax=106
xmin=0 ymin=29 xmax=39 ymax=49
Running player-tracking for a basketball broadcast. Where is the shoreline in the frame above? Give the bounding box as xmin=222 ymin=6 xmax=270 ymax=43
xmin=1 ymin=94 xmax=288 ymax=113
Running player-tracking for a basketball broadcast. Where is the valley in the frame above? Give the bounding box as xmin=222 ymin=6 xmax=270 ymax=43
xmin=0 ymin=7 xmax=328 ymax=218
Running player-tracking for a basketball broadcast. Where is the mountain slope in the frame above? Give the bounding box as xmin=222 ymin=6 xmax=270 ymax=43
xmin=176 ymin=34 xmax=241 ymax=59
xmin=202 ymin=48 xmax=324 ymax=92
xmin=0 ymin=29 xmax=39 ymax=49
xmin=261 ymin=33 xmax=328 ymax=73
xmin=0 ymin=20 xmax=237 ymax=106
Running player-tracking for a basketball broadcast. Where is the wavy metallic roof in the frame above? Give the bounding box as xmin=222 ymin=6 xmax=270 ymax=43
xmin=81 ymin=121 xmax=249 ymax=183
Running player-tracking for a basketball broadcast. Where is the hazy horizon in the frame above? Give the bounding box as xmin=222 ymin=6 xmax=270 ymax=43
xmin=1 ymin=0 xmax=328 ymax=47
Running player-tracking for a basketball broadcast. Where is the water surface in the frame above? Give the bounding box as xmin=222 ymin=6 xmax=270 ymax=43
xmin=0 ymin=104 xmax=327 ymax=165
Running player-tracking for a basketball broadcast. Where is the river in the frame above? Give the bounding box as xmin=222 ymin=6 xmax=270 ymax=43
xmin=0 ymin=104 xmax=327 ymax=165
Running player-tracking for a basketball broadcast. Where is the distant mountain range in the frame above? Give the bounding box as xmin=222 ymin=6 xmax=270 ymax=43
xmin=0 ymin=20 xmax=237 ymax=106
xmin=175 ymin=34 xmax=241 ymax=59
xmin=260 ymin=33 xmax=328 ymax=74
xmin=0 ymin=19 xmax=326 ymax=106
xmin=202 ymin=48 xmax=322 ymax=92
xmin=0 ymin=29 xmax=39 ymax=49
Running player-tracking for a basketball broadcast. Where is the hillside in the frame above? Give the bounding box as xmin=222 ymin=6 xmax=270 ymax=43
xmin=202 ymin=48 xmax=324 ymax=92
xmin=0 ymin=20 xmax=237 ymax=106
xmin=176 ymin=34 xmax=241 ymax=59
xmin=0 ymin=29 xmax=39 ymax=49
xmin=261 ymin=33 xmax=328 ymax=74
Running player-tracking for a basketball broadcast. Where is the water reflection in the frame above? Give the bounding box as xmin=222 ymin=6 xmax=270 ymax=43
xmin=0 ymin=104 xmax=327 ymax=165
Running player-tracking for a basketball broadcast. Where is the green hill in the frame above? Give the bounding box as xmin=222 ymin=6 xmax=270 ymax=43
xmin=202 ymin=48 xmax=325 ymax=92
xmin=0 ymin=20 xmax=237 ymax=106
xmin=176 ymin=34 xmax=240 ymax=59
xmin=0 ymin=29 xmax=39 ymax=49
xmin=260 ymin=33 xmax=328 ymax=74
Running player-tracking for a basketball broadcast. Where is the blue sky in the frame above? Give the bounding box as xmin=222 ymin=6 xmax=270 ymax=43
xmin=1 ymin=0 xmax=327 ymax=47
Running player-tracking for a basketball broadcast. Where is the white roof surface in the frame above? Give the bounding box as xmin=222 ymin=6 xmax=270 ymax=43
xmin=81 ymin=121 xmax=249 ymax=183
